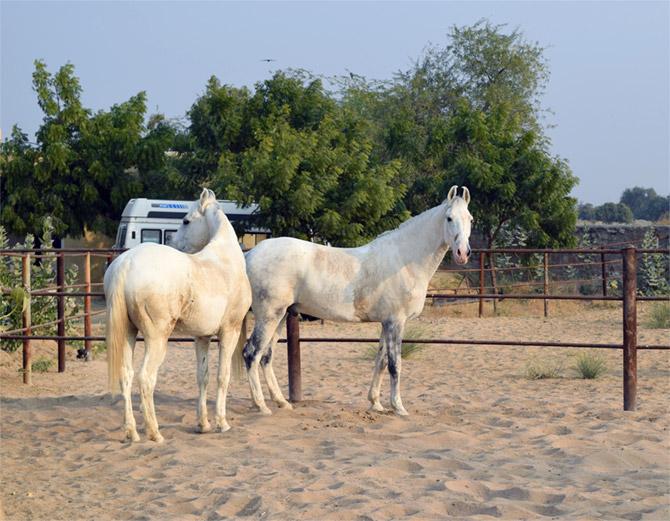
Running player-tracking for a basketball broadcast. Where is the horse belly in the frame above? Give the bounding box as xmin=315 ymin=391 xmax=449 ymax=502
xmin=296 ymin=299 xmax=361 ymax=323
xmin=177 ymin=295 xmax=229 ymax=337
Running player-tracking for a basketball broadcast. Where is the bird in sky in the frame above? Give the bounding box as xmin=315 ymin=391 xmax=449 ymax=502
xmin=260 ymin=58 xmax=277 ymax=63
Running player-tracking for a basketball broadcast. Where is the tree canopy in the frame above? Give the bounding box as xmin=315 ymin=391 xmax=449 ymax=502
xmin=620 ymin=187 xmax=668 ymax=222
xmin=1 ymin=60 xmax=165 ymax=238
xmin=339 ymin=20 xmax=576 ymax=247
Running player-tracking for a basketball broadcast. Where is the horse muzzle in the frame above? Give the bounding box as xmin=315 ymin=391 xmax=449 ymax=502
xmin=453 ymin=245 xmax=471 ymax=265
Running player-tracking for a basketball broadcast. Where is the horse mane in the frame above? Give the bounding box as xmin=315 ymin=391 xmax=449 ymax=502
xmin=373 ymin=198 xmax=454 ymax=242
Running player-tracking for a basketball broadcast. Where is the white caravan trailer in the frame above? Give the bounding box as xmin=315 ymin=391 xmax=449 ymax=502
xmin=113 ymin=198 xmax=268 ymax=250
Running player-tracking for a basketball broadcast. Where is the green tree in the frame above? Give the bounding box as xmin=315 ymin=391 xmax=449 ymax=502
xmin=1 ymin=61 xmax=166 ymax=238
xmin=593 ymin=202 xmax=633 ymax=223
xmin=338 ymin=20 xmax=576 ymax=252
xmin=212 ymin=72 xmax=407 ymax=245
xmin=578 ymin=203 xmax=596 ymax=221
xmin=620 ymin=187 xmax=669 ymax=221
xmin=340 ymin=20 xmax=550 ymax=217
xmin=443 ymin=100 xmax=577 ymax=248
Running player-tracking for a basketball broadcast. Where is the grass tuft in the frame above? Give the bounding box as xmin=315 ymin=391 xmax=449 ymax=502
xmin=31 ymin=357 xmax=53 ymax=373
xmin=573 ymin=352 xmax=607 ymax=379
xmin=647 ymin=303 xmax=670 ymax=329
xmin=524 ymin=357 xmax=563 ymax=380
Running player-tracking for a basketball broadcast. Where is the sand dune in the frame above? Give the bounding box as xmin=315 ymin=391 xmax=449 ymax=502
xmin=1 ymin=305 xmax=669 ymax=520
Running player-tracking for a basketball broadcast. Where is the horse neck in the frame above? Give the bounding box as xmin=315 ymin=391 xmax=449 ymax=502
xmin=380 ymin=202 xmax=450 ymax=278
xmin=202 ymin=208 xmax=239 ymax=254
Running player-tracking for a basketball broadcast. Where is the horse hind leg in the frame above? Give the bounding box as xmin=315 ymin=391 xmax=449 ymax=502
xmin=367 ymin=338 xmax=388 ymax=413
xmin=261 ymin=325 xmax=292 ymax=410
xmin=138 ymin=336 xmax=169 ymax=442
xmin=121 ymin=325 xmax=140 ymax=442
xmin=214 ymin=323 xmax=244 ymax=432
xmin=194 ymin=336 xmax=212 ymax=433
xmin=243 ymin=314 xmax=284 ymax=415
xmin=385 ymin=321 xmax=409 ymax=416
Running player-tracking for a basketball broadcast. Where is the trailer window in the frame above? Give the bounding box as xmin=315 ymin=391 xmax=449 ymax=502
xmin=164 ymin=230 xmax=177 ymax=246
xmin=141 ymin=229 xmax=162 ymax=244
xmin=115 ymin=225 xmax=128 ymax=248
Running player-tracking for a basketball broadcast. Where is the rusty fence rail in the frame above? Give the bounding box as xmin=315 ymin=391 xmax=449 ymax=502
xmin=1 ymin=246 xmax=669 ymax=410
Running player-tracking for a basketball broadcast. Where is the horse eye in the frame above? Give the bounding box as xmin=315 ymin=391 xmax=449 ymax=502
xmin=447 ymin=217 xmax=452 ymax=222
xmin=183 ymin=219 xmax=190 ymax=225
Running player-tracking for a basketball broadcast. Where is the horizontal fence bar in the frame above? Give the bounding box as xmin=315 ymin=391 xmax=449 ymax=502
xmin=275 ymin=338 xmax=670 ymax=350
xmin=3 ymin=289 xmax=666 ymax=301
xmin=1 ymin=334 xmax=668 ymax=350
xmin=0 ymin=248 xmax=126 ymax=254
xmin=428 ymin=293 xmax=669 ymax=302
xmin=429 ymin=293 xmax=622 ymax=301
xmin=475 ymin=248 xmax=668 ymax=255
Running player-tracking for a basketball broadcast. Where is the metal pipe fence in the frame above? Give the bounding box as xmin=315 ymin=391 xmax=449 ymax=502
xmin=1 ymin=246 xmax=668 ymax=411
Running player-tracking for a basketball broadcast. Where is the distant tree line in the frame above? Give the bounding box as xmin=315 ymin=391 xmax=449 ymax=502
xmin=1 ymin=20 xmax=577 ymax=249
xmin=578 ymin=187 xmax=669 ymax=224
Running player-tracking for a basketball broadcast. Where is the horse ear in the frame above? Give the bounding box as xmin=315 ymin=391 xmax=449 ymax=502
xmin=447 ymin=185 xmax=458 ymax=202
xmin=198 ymin=188 xmax=209 ymax=208
xmin=199 ymin=188 xmax=216 ymax=211
xmin=462 ymin=186 xmax=470 ymax=204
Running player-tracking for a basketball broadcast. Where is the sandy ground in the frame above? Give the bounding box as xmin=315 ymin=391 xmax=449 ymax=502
xmin=1 ymin=302 xmax=669 ymax=520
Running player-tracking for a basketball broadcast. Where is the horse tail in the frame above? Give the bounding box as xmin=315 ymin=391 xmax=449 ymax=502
xmin=231 ymin=312 xmax=249 ymax=381
xmin=106 ymin=260 xmax=131 ymax=395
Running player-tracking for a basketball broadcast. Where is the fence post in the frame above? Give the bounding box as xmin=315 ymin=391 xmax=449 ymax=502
xmin=490 ymin=252 xmax=498 ymax=312
xmin=57 ymin=252 xmax=66 ymax=373
xmin=84 ymin=252 xmax=92 ymax=360
xmin=543 ymin=253 xmax=550 ymax=317
xmin=286 ymin=311 xmax=302 ymax=402
xmin=22 ymin=254 xmax=32 ymax=385
xmin=601 ymin=248 xmax=608 ymax=297
xmin=479 ymin=252 xmax=485 ymax=318
xmin=622 ymin=246 xmax=637 ymax=411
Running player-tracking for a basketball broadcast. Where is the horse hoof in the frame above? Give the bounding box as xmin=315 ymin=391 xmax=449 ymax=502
xmin=278 ymin=401 xmax=293 ymax=410
xmin=217 ymin=422 xmax=231 ymax=433
xmin=123 ymin=431 xmax=140 ymax=443
xmin=149 ymin=433 xmax=165 ymax=443
xmin=258 ymin=406 xmax=273 ymax=416
xmin=196 ymin=422 xmax=212 ymax=434
xmin=369 ymin=402 xmax=386 ymax=413
xmin=393 ymin=406 xmax=409 ymax=416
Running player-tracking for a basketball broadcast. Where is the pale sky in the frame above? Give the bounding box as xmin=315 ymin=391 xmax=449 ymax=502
xmin=2 ymin=1 xmax=668 ymax=204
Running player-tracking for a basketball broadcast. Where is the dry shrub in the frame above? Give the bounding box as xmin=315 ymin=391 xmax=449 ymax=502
xmin=524 ymin=357 xmax=563 ymax=380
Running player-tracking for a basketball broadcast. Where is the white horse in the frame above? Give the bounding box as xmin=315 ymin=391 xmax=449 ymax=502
xmin=105 ymin=189 xmax=251 ymax=442
xmin=175 ymin=185 xmax=473 ymax=416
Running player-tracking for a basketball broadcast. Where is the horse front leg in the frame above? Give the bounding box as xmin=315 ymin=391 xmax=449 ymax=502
xmin=194 ymin=336 xmax=211 ymax=433
xmin=385 ymin=320 xmax=408 ymax=416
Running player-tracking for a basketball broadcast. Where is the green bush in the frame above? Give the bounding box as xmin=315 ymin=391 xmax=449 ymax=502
xmin=639 ymin=229 xmax=670 ymax=296
xmin=647 ymin=303 xmax=670 ymax=329
xmin=1 ymin=220 xmax=81 ymax=352
xmin=574 ymin=352 xmax=607 ymax=379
